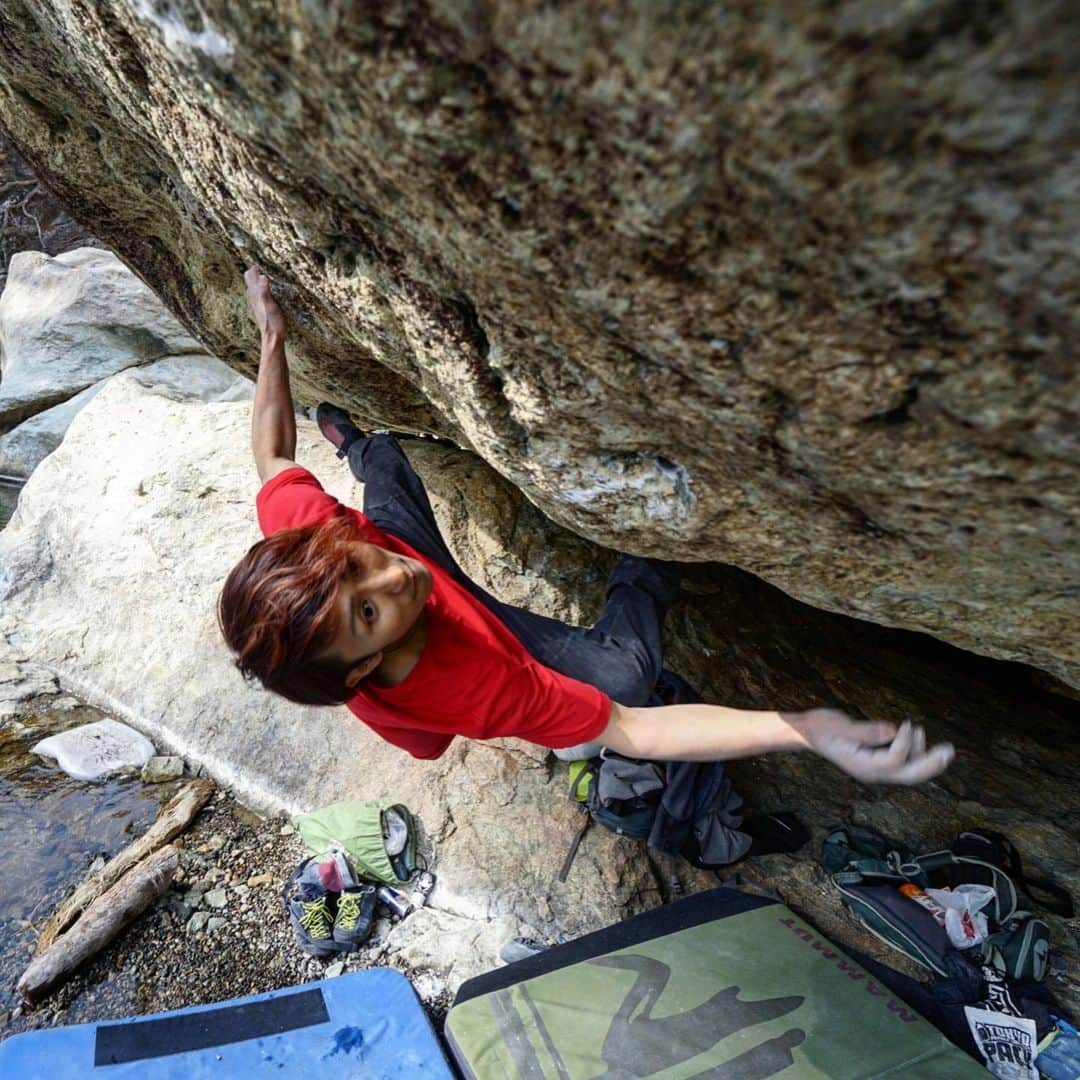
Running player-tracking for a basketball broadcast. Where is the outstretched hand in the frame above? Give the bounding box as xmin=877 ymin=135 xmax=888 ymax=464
xmin=244 ymin=266 xmax=287 ymax=339
xmin=804 ymin=708 xmax=954 ymax=785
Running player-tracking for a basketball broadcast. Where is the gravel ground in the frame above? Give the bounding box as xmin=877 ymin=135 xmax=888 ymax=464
xmin=0 ymin=785 xmax=451 ymax=1044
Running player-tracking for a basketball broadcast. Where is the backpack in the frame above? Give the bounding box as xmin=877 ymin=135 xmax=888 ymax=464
xmin=566 ymin=753 xmax=750 ymax=870
xmin=951 ymin=828 xmax=1074 ymax=918
xmin=822 ymin=825 xmax=1056 ymax=983
xmin=293 ymin=800 xmax=419 ymax=884
xmin=568 ymin=757 xmax=661 ymax=841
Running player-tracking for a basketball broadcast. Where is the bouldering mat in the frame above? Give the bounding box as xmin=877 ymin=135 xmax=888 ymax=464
xmin=445 ymin=887 xmax=987 ymax=1079
xmin=0 ymin=967 xmax=452 ymax=1078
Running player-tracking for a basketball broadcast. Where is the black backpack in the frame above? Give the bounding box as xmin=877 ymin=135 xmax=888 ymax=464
xmin=568 ymin=756 xmax=661 ymax=841
xmin=951 ymin=829 xmax=1074 ymax=919
xmin=822 ymin=825 xmax=1069 ymax=983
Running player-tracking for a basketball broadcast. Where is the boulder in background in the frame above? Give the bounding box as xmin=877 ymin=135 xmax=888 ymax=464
xmin=0 ymin=248 xmax=252 ymax=476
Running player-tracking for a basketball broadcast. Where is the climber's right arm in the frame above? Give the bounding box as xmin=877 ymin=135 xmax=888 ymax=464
xmin=245 ymin=267 xmax=297 ymax=483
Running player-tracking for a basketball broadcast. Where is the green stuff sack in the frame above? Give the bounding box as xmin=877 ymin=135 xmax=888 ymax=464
xmin=567 ymin=760 xmax=592 ymax=804
xmin=293 ymin=799 xmax=418 ymax=884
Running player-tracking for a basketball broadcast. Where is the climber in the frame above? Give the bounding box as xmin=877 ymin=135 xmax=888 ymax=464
xmin=218 ymin=267 xmax=955 ymax=787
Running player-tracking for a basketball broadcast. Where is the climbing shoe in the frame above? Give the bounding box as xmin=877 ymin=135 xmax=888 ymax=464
xmin=498 ymin=937 xmax=550 ymax=965
xmin=315 ymin=402 xmax=364 ymax=459
xmin=287 ymin=883 xmax=341 ymax=957
xmin=333 ymin=884 xmax=377 ymax=951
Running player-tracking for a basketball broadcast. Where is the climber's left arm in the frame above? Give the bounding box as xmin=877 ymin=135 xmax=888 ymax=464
xmin=597 ymin=702 xmax=954 ymax=785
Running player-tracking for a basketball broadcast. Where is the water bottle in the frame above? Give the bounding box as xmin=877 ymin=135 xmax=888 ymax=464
xmin=376 ymin=885 xmax=412 ymax=919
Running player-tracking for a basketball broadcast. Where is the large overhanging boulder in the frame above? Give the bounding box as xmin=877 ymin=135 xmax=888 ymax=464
xmin=0 ymin=128 xmax=99 ymax=292
xmin=0 ymin=2 xmax=1075 ymax=686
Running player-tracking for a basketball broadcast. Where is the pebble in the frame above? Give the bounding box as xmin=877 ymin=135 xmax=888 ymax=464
xmin=186 ymin=911 xmax=210 ymax=934
xmin=141 ymin=755 xmax=184 ymax=784
xmin=247 ymin=873 xmax=273 ymax=887
xmin=204 ymin=889 xmax=228 ymax=909
xmin=206 ymin=917 xmax=227 ymax=934
xmin=232 ymin=884 xmax=250 ymax=898
xmin=325 ymin=961 xmax=345 ymax=978
xmin=412 ymin=971 xmax=447 ymax=1003
xmin=167 ymin=899 xmax=192 ymax=921
xmin=279 ymin=824 xmax=295 ymax=836
xmin=207 ymin=834 xmax=226 ymax=852
xmin=185 ymin=890 xmax=205 ymax=909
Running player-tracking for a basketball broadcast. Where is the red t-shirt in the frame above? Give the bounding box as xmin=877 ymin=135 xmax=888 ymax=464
xmin=256 ymin=466 xmax=611 ymax=759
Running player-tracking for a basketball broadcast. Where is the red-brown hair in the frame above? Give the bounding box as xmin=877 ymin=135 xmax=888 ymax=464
xmin=218 ymin=514 xmax=370 ymax=706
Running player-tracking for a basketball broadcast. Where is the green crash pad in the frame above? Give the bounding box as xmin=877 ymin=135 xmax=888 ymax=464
xmin=445 ymin=888 xmax=987 ymax=1079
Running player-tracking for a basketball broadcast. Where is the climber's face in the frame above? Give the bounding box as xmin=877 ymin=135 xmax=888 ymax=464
xmin=320 ymin=541 xmax=432 ymax=685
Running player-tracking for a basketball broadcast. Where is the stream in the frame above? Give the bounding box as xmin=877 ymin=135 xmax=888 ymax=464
xmin=0 ymin=707 xmax=174 ymax=1015
xmin=1 ymin=486 xmax=177 ymax=1016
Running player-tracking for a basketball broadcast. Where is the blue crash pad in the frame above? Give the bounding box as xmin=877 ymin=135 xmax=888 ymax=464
xmin=0 ymin=967 xmax=453 ymax=1078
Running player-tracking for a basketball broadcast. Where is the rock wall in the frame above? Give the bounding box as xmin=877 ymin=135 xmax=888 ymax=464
xmin=0 ymin=130 xmax=98 ymax=293
xmin=0 ymin=1 xmax=1075 ymax=685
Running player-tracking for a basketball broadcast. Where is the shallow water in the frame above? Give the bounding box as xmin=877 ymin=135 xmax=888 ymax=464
xmin=0 ymin=480 xmax=18 ymax=530
xmin=0 ymin=708 xmax=175 ymax=1013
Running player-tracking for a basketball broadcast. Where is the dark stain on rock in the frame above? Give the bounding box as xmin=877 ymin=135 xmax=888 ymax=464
xmin=455 ymin=296 xmax=490 ymax=360
xmin=101 ymin=16 xmax=150 ymax=95
xmin=862 ymin=381 xmax=921 ymax=427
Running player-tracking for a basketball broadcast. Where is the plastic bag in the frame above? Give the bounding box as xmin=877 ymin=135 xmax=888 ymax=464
xmin=926 ymin=884 xmax=995 ymax=949
xmin=964 ymin=1006 xmax=1039 ymax=1080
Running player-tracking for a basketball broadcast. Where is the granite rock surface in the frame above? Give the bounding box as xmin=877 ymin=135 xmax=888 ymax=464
xmin=0 ymin=247 xmax=253 ymax=475
xmin=0 ymin=1 xmax=1074 ymax=685
xmin=0 ymin=129 xmax=99 ymax=292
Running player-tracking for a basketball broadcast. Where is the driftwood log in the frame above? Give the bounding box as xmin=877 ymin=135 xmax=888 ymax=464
xmin=35 ymin=778 xmax=213 ymax=954
xmin=17 ymin=844 xmax=179 ymax=1004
